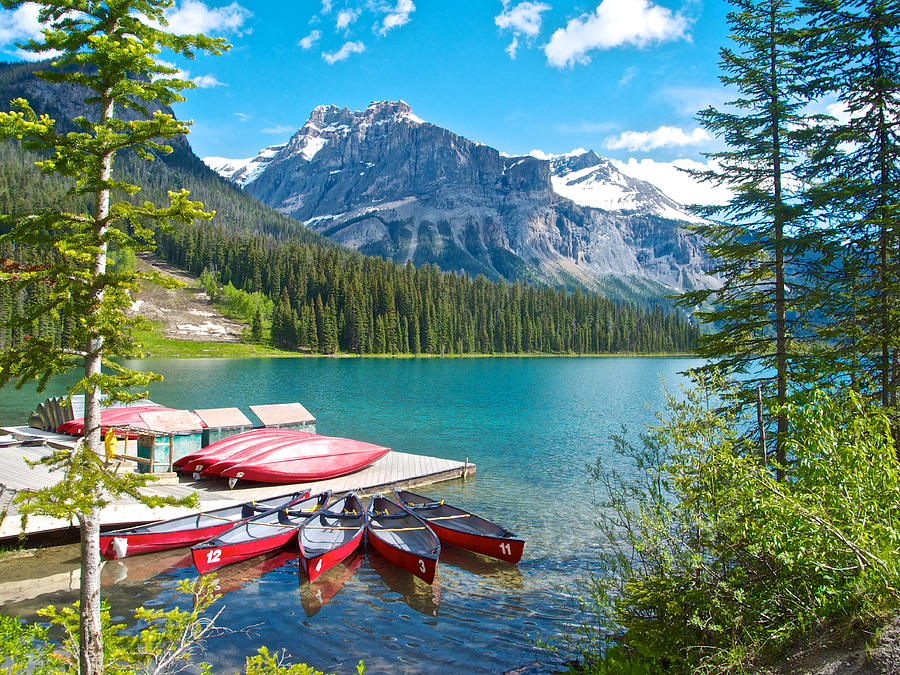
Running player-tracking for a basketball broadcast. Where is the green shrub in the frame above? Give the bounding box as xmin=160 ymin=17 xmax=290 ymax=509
xmin=575 ymin=372 xmax=900 ymax=673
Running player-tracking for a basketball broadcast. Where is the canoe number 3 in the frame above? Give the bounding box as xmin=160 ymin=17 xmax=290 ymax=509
xmin=206 ymin=549 xmax=222 ymax=564
xmin=499 ymin=542 xmax=512 ymax=556
xmin=418 ymin=559 xmax=426 ymax=574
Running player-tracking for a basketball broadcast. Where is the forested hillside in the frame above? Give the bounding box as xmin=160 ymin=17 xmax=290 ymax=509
xmin=0 ymin=59 xmax=699 ymax=356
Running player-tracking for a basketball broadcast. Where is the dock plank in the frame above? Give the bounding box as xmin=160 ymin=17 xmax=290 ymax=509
xmin=0 ymin=428 xmax=475 ymax=539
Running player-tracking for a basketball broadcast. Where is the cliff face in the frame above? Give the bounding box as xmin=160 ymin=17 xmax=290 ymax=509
xmin=211 ymin=101 xmax=719 ymax=295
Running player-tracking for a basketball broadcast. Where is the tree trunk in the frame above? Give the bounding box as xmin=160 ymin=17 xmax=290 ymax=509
xmin=79 ymin=86 xmax=113 ymax=675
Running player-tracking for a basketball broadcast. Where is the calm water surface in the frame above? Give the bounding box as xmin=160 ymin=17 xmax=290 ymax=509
xmin=0 ymin=357 xmax=701 ymax=673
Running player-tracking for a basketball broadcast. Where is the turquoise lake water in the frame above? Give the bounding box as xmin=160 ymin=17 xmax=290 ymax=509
xmin=0 ymin=356 xmax=702 ymax=673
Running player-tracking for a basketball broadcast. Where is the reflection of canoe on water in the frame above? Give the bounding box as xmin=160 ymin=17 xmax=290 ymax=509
xmin=368 ymin=549 xmax=441 ymax=617
xmin=99 ymin=491 xmax=310 ymax=559
xmin=300 ymin=492 xmax=365 ymax=582
xmin=191 ymin=492 xmax=330 ymax=573
xmin=438 ymin=546 xmax=525 ymax=589
xmin=395 ymin=489 xmax=525 ymax=564
xmin=101 ymin=548 xmax=193 ymax=585
xmin=212 ymin=551 xmax=298 ymax=596
xmin=299 ymin=553 xmax=364 ymax=617
xmin=366 ymin=495 xmax=440 ymax=584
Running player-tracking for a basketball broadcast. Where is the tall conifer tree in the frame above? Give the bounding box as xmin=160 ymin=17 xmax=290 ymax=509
xmin=680 ymin=0 xmax=814 ymax=469
xmin=0 ymin=2 xmax=225 ymax=672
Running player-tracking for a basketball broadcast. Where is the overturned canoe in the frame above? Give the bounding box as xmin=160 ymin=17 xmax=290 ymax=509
xmin=218 ymin=434 xmax=390 ymax=484
xmin=174 ymin=428 xmax=314 ymax=474
xmin=191 ymin=491 xmax=331 ymax=574
xmin=366 ymin=494 xmax=440 ymax=584
xmin=58 ymin=405 xmax=178 ymax=438
xmin=300 ymin=492 xmax=365 ymax=582
xmin=394 ymin=489 xmax=525 ymax=564
xmin=99 ymin=491 xmax=310 ymax=559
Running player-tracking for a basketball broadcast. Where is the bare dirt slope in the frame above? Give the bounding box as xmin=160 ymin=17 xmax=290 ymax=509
xmin=129 ymin=253 xmax=246 ymax=342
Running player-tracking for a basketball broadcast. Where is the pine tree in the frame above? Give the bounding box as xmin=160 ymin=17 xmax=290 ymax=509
xmin=679 ymin=0 xmax=815 ymax=469
xmin=0 ymin=3 xmax=225 ymax=671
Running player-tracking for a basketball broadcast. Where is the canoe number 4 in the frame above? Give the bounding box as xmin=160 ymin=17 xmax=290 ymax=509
xmin=499 ymin=542 xmax=512 ymax=556
xmin=206 ymin=549 xmax=222 ymax=564
xmin=418 ymin=559 xmax=426 ymax=574
xmin=315 ymin=559 xmax=322 ymax=572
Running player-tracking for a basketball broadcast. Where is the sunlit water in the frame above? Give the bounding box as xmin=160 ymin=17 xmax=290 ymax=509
xmin=0 ymin=356 xmax=701 ymax=673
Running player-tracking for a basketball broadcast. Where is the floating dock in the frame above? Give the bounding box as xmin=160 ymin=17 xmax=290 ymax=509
xmin=0 ymin=426 xmax=475 ymax=540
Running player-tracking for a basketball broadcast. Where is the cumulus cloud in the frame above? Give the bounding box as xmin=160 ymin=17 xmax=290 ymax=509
xmin=336 ymin=8 xmax=360 ymax=31
xmin=322 ymin=40 xmax=366 ymax=64
xmin=322 ymin=0 xmax=333 ymax=14
xmin=605 ymin=125 xmax=711 ymax=151
xmin=191 ymin=73 xmax=223 ymax=88
xmin=545 ymin=0 xmax=690 ymax=68
xmin=299 ymin=29 xmax=322 ymax=49
xmin=0 ymin=4 xmax=42 ymax=45
xmin=154 ymin=59 xmax=224 ymax=88
xmin=379 ymin=0 xmax=415 ymax=35
xmin=495 ymin=1 xmax=550 ymax=59
xmin=613 ymin=157 xmax=731 ymax=206
xmin=163 ymin=1 xmax=252 ymax=36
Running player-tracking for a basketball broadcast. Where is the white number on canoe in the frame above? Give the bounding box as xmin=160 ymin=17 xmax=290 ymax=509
xmin=315 ymin=559 xmax=322 ymax=572
xmin=499 ymin=542 xmax=512 ymax=556
xmin=418 ymin=559 xmax=426 ymax=574
xmin=206 ymin=549 xmax=222 ymax=564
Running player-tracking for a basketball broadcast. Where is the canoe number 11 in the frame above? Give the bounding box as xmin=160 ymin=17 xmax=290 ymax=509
xmin=206 ymin=549 xmax=222 ymax=564
xmin=499 ymin=542 xmax=512 ymax=556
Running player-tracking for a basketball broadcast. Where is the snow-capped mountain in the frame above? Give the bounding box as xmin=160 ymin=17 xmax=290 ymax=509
xmin=203 ymin=142 xmax=286 ymax=187
xmin=546 ymin=150 xmax=704 ymax=224
xmin=205 ymin=101 xmax=716 ymax=296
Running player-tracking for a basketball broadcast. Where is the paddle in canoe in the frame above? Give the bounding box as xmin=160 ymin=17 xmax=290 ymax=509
xmin=394 ymin=488 xmax=525 ymax=564
xmin=191 ymin=491 xmax=331 ymax=574
xmin=365 ymin=494 xmax=440 ymax=584
xmin=299 ymin=492 xmax=365 ymax=582
xmin=99 ymin=491 xmax=310 ymax=560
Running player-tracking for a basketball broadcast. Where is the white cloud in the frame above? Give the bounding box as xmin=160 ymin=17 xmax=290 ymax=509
xmin=379 ymin=0 xmax=415 ymax=35
xmin=261 ymin=124 xmax=295 ymax=134
xmin=322 ymin=0 xmax=333 ymax=14
xmin=234 ymin=112 xmax=250 ymax=121
xmin=336 ymin=8 xmax=360 ymax=31
xmin=191 ymin=73 xmax=223 ymax=88
xmin=299 ymin=29 xmax=321 ymax=49
xmin=322 ymin=40 xmax=366 ymax=64
xmin=0 ymin=4 xmax=42 ymax=45
xmin=495 ymin=1 xmax=550 ymax=59
xmin=605 ymin=125 xmax=711 ymax=151
xmin=613 ymin=157 xmax=731 ymax=206
xmin=544 ymin=0 xmax=690 ymax=68
xmin=163 ymin=1 xmax=252 ymax=36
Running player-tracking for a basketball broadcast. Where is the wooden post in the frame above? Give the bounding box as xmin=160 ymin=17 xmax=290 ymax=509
xmin=462 ymin=457 xmax=469 ymax=480
xmin=757 ymin=386 xmax=767 ymax=465
xmin=168 ymin=434 xmax=174 ymax=472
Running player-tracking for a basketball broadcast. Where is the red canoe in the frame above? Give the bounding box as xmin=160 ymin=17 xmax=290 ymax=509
xmin=175 ymin=429 xmax=314 ymax=474
xmin=366 ymin=494 xmax=440 ymax=584
xmin=300 ymin=492 xmax=365 ymax=582
xmin=394 ymin=489 xmax=525 ymax=564
xmin=218 ymin=434 xmax=391 ymax=485
xmin=58 ymin=405 xmax=178 ymax=438
xmin=99 ymin=491 xmax=310 ymax=559
xmin=191 ymin=491 xmax=331 ymax=574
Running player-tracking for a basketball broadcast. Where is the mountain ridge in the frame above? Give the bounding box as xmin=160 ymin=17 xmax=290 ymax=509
xmin=205 ymin=100 xmax=717 ymax=297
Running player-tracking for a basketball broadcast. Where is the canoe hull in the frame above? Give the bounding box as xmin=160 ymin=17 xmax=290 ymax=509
xmin=99 ymin=491 xmax=310 ymax=560
xmin=426 ymin=521 xmax=525 ymax=564
xmin=302 ymin=532 xmax=365 ymax=583
xmin=221 ymin=447 xmax=388 ymax=483
xmin=191 ymin=528 xmax=299 ymax=574
xmin=366 ymin=495 xmax=440 ymax=584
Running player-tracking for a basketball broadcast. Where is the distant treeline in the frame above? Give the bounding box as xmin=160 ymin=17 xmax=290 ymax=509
xmin=156 ymin=222 xmax=699 ymax=355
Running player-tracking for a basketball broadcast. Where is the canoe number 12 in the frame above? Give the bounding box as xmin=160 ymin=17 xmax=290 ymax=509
xmin=499 ymin=542 xmax=512 ymax=556
xmin=206 ymin=549 xmax=222 ymax=564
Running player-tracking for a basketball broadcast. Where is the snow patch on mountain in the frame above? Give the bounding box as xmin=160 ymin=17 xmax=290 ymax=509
xmin=203 ymin=142 xmax=285 ymax=187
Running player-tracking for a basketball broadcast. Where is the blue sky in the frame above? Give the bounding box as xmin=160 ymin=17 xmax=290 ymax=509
xmin=0 ymin=1 xmax=734 ymax=203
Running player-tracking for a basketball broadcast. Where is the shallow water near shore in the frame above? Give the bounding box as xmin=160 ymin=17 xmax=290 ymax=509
xmin=0 ymin=356 xmax=701 ymax=673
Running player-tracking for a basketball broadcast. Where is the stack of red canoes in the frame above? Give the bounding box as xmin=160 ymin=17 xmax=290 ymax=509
xmin=175 ymin=428 xmax=391 ymax=484
xmin=58 ymin=405 xmax=182 ymax=438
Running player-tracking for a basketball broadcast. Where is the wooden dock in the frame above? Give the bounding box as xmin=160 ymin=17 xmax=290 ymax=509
xmin=0 ymin=426 xmax=475 ymax=540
